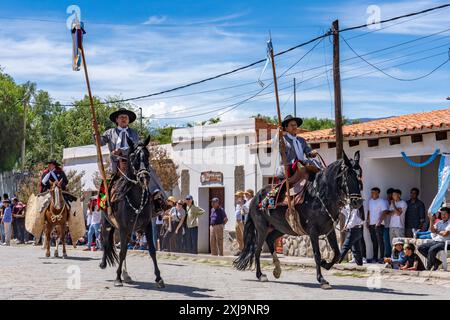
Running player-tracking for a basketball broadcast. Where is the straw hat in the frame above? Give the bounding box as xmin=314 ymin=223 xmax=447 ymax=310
xmin=167 ymin=196 xmax=177 ymax=203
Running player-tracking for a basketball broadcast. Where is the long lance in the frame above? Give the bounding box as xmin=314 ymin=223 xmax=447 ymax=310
xmin=76 ymin=25 xmax=111 ymax=211
xmin=268 ymin=39 xmax=293 ymax=215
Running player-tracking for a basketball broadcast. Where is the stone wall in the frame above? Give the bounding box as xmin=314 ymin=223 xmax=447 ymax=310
xmin=180 ymin=169 xmax=190 ymax=199
xmin=282 ymin=231 xmax=342 ymax=260
xmin=234 ymin=166 xmax=245 ymax=193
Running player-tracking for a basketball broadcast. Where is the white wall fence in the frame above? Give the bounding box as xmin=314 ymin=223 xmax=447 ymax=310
xmin=0 ymin=171 xmax=20 ymax=196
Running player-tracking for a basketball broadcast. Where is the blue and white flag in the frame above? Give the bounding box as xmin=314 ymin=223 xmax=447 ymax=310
xmin=71 ymin=19 xmax=86 ymax=71
xmin=429 ymin=153 xmax=450 ymax=214
xmin=257 ymin=38 xmax=273 ymax=87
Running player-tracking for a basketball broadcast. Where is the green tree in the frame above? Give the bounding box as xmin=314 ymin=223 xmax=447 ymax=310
xmin=0 ymin=70 xmax=25 ymax=171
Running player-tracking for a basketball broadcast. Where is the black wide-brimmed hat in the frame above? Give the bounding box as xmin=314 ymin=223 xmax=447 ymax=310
xmin=47 ymin=159 xmax=60 ymax=167
xmin=109 ymin=108 xmax=137 ymax=124
xmin=281 ymin=115 xmax=303 ymax=129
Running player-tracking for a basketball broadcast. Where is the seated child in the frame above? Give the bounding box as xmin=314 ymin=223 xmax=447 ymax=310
xmin=400 ymin=243 xmax=425 ymax=271
xmin=384 ymin=240 xmax=405 ymax=269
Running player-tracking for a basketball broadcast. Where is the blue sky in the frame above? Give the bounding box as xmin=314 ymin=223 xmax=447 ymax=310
xmin=0 ymin=0 xmax=449 ymax=127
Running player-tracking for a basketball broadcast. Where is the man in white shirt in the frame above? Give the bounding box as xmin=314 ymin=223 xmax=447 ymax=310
xmin=366 ymin=187 xmax=389 ymax=263
xmin=418 ymin=207 xmax=450 ymax=270
xmin=84 ymin=205 xmax=102 ymax=251
xmin=338 ymin=204 xmax=365 ymax=266
xmin=388 ymin=189 xmax=408 ymax=244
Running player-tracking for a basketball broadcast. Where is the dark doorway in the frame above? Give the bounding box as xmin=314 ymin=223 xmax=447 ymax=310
xmin=207 ymin=187 xmax=225 ymax=254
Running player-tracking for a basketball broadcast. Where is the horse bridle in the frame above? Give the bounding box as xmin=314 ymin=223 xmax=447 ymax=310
xmin=49 ymin=186 xmax=66 ymax=223
xmin=338 ymin=163 xmax=363 ymax=205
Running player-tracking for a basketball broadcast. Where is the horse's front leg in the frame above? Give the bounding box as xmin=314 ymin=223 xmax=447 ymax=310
xmin=266 ymin=230 xmax=284 ymax=279
xmin=321 ymin=230 xmax=340 ymax=270
xmin=45 ymin=224 xmax=51 ymax=258
xmin=115 ymin=229 xmax=127 ymax=287
xmin=122 ymin=259 xmax=133 ymax=284
xmin=62 ymin=224 xmax=68 ymax=258
xmin=310 ymin=230 xmax=331 ymax=289
xmin=146 ymin=222 xmax=165 ymax=288
xmin=54 ymin=225 xmax=60 ymax=258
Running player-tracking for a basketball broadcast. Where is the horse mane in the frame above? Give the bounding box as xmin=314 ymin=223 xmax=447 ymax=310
xmin=307 ymin=159 xmax=344 ymax=200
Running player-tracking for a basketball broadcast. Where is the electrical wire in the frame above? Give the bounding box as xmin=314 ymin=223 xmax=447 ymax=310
xmin=341 ymin=35 xmax=450 ymax=81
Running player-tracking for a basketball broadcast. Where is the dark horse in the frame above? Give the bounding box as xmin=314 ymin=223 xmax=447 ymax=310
xmin=99 ymin=135 xmax=165 ymax=288
xmin=234 ymin=151 xmax=363 ymax=289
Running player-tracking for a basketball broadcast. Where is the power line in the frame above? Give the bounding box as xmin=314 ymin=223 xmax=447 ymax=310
xmin=52 ymin=3 xmax=450 ymax=107
xmin=341 ymin=35 xmax=450 ymax=81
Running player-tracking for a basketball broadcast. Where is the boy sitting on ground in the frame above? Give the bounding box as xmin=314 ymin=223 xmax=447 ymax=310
xmin=400 ymin=243 xmax=425 ymax=271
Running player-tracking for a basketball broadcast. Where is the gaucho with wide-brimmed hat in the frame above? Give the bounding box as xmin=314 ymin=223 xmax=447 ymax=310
xmin=276 ymin=114 xmax=319 ymax=180
xmin=96 ymin=107 xmax=140 ymax=175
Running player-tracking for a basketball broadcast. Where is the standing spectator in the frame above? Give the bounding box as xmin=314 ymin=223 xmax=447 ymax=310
xmin=161 ymin=196 xmax=176 ymax=251
xmin=12 ymin=197 xmax=26 ymax=244
xmin=234 ymin=191 xmax=245 ymax=255
xmin=405 ymin=188 xmax=426 ymax=238
xmin=242 ymin=189 xmax=254 ymax=222
xmin=185 ymin=195 xmax=205 ymax=254
xmin=388 ymin=189 xmax=407 ymax=245
xmin=1 ymin=199 xmax=13 ymax=246
xmin=338 ymin=204 xmax=364 ymax=266
xmin=209 ymin=198 xmax=228 ymax=256
xmin=84 ymin=205 xmax=102 ymax=251
xmin=400 ymin=243 xmax=425 ymax=271
xmin=418 ymin=207 xmax=450 ymax=270
xmin=382 ymin=188 xmax=395 ymax=257
xmin=366 ymin=187 xmax=388 ymax=263
xmin=163 ymin=199 xmax=185 ymax=252
xmin=155 ymin=213 xmax=164 ymax=250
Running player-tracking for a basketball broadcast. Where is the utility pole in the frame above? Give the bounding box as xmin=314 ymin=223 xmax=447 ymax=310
xmin=21 ymin=100 xmax=27 ymax=170
xmin=293 ymin=77 xmax=297 ymax=117
xmin=332 ymin=20 xmax=344 ymax=160
xmin=332 ymin=20 xmax=346 ymax=247
xmin=139 ymin=107 xmax=143 ymax=137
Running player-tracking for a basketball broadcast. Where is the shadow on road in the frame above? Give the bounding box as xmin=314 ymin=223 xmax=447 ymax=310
xmin=106 ymin=280 xmax=221 ymax=299
xmin=38 ymin=256 xmax=100 ymax=262
xmin=244 ymin=279 xmax=428 ymax=297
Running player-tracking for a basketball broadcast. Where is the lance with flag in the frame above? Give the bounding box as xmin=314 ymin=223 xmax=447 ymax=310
xmin=71 ymin=19 xmax=112 ymax=220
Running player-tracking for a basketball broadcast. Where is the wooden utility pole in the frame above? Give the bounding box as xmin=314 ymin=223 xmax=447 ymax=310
xmin=21 ymin=101 xmax=27 ymax=170
xmin=332 ymin=20 xmax=344 ymax=160
xmin=293 ymin=77 xmax=297 ymax=117
xmin=332 ymin=20 xmax=346 ymax=246
xmin=268 ymin=39 xmax=293 ymax=215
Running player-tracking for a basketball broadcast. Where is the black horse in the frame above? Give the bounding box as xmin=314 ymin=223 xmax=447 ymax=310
xmin=234 ymin=151 xmax=363 ymax=289
xmin=99 ymin=135 xmax=165 ymax=288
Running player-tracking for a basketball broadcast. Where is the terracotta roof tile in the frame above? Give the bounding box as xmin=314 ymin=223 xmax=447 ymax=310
xmin=299 ymin=108 xmax=450 ymax=142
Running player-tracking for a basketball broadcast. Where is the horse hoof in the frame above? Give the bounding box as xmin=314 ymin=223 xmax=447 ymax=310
xmin=45 ymin=253 xmax=50 ymax=258
xmin=259 ymin=274 xmax=269 ymax=282
xmin=99 ymin=262 xmax=107 ymax=269
xmin=156 ymin=279 xmax=165 ymax=289
xmin=62 ymin=254 xmax=68 ymax=259
xmin=273 ymin=267 xmax=282 ymax=279
xmin=320 ymin=283 xmax=332 ymax=290
xmin=114 ymin=280 xmax=123 ymax=287
xmin=123 ymin=275 xmax=133 ymax=284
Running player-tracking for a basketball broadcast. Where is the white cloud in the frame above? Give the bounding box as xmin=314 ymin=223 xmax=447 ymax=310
xmin=143 ymin=15 xmax=167 ymax=25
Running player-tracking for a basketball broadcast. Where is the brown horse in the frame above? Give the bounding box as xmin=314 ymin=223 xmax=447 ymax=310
xmin=44 ymin=180 xmax=69 ymax=258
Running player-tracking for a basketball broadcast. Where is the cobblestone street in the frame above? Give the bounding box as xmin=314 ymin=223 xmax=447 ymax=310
xmin=1 ymin=245 xmax=449 ymax=300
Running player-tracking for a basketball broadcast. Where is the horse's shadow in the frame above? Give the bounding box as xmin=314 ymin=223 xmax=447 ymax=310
xmin=38 ymin=256 xmax=99 ymax=262
xmin=106 ymin=280 xmax=220 ymax=299
xmin=246 ymin=279 xmax=428 ymax=297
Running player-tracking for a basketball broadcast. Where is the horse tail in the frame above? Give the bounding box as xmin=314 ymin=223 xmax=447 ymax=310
xmin=233 ymin=207 xmax=257 ymax=271
xmin=103 ymin=226 xmax=118 ymax=267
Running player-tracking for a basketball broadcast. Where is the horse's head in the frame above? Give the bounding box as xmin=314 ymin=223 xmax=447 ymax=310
xmin=127 ymin=135 xmax=152 ymax=189
xmin=341 ymin=151 xmax=363 ymax=210
xmin=49 ymin=180 xmax=64 ymax=210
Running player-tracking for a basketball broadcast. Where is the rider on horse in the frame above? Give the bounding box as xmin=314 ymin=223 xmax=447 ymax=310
xmin=96 ymin=108 xmax=165 ymax=211
xmin=40 ymin=160 xmax=68 ymax=193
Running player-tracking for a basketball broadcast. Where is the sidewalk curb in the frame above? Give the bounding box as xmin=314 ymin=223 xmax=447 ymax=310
xmin=126 ymin=250 xmax=450 ymax=281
